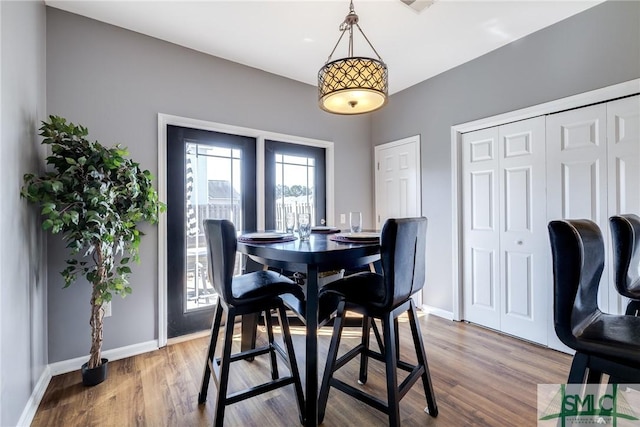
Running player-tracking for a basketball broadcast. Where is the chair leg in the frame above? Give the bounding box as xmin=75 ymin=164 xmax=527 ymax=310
xmin=394 ymin=317 xmax=400 ymax=362
xmin=264 ymin=309 xmax=279 ymax=380
xmin=586 ymin=368 xmax=603 ymax=384
xmin=214 ymin=308 xmax=236 ymax=427
xmin=318 ymin=300 xmax=347 ymax=424
xmin=408 ymin=301 xmax=438 ymax=417
xmin=626 ymin=300 xmax=640 ymax=316
xmin=199 ymin=302 xmax=224 ymax=404
xmin=358 ymin=316 xmax=371 ymax=385
xmin=567 ymin=352 xmax=590 ymax=384
xmin=240 ymin=312 xmax=260 ymax=359
xmin=383 ymin=312 xmax=401 ymax=426
xmin=372 ymin=318 xmax=384 ymax=353
xmin=276 ymin=304 xmax=306 ymax=425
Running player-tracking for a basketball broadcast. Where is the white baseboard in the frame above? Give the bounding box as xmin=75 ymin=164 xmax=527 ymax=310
xmin=16 ymin=365 xmax=52 ymax=427
xmin=48 ymin=340 xmax=159 ymax=376
xmin=420 ymin=304 xmax=454 ymax=321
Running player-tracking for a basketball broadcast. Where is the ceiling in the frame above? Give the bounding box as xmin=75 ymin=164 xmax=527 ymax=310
xmin=45 ymin=0 xmax=605 ymax=95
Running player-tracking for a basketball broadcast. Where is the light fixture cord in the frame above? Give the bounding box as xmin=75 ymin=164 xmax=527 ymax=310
xmin=326 ymin=27 xmax=348 ymax=63
xmin=355 ymin=22 xmax=384 ymax=61
xmin=325 ymin=0 xmax=384 ymax=64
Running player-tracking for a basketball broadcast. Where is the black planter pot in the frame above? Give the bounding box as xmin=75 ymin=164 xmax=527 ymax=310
xmin=81 ymin=358 xmax=109 ymax=386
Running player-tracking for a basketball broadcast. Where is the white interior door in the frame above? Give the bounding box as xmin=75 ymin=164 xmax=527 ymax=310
xmin=498 ymin=117 xmax=548 ymax=344
xmin=374 ymin=136 xmax=422 ymax=303
xmin=607 ymin=95 xmax=640 ymax=314
xmin=546 ymin=103 xmax=609 ymax=312
xmin=462 ymin=127 xmax=501 ymax=330
xmin=374 ymin=136 xmax=421 ymax=229
xmin=462 ymin=117 xmax=548 ymax=343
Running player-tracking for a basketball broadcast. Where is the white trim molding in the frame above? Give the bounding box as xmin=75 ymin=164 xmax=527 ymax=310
xmin=420 ymin=304 xmax=454 ymax=321
xmin=16 ymin=366 xmax=51 ymax=427
xmin=450 ymin=78 xmax=640 ymax=322
xmin=48 ymin=340 xmax=159 ymax=376
xmin=156 ymin=113 xmax=335 ymax=346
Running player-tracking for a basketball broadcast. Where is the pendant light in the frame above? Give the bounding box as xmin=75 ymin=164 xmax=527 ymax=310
xmin=318 ymin=1 xmax=388 ymax=115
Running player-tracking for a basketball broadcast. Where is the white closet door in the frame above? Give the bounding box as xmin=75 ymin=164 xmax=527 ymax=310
xmin=462 ymin=127 xmax=501 ymax=330
xmin=607 ymin=95 xmax=640 ymax=314
xmin=546 ymin=103 xmax=609 ymax=311
xmin=498 ymin=117 xmax=547 ymax=344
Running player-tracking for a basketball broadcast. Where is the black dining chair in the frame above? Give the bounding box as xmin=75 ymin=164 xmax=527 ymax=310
xmin=317 ymin=217 xmax=438 ymax=426
xmin=548 ymin=219 xmax=640 ymax=385
xmin=198 ymin=219 xmax=305 ymax=426
xmin=609 ymin=214 xmax=640 ymax=316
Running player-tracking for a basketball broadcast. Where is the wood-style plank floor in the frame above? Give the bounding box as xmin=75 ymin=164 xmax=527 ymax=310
xmin=32 ymin=314 xmax=571 ymax=426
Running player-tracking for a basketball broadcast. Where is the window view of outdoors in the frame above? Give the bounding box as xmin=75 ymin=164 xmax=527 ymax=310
xmin=185 ymin=142 xmax=243 ymax=311
xmin=275 ymin=153 xmax=318 ymax=230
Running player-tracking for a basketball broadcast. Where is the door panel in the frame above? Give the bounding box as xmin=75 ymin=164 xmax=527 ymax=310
xmin=374 ymin=136 xmax=420 ymax=229
xmin=264 ymin=140 xmax=326 ymax=230
xmin=471 ymin=248 xmax=495 ymax=308
xmin=607 ymin=95 xmax=640 ymax=314
xmin=547 ymin=104 xmax=609 ymax=312
xmin=498 ymin=117 xmax=547 ymax=344
xmin=375 ymin=136 xmax=422 ymax=304
xmin=166 ymin=125 xmax=256 ymax=338
xmin=462 ymin=128 xmax=500 ymax=330
xmin=504 ymin=251 xmax=532 ymax=317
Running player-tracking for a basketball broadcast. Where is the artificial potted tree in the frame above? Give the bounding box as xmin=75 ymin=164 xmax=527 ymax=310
xmin=22 ymin=115 xmax=164 ymax=386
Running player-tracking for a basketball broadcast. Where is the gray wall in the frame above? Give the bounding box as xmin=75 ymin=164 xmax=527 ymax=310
xmin=372 ymin=0 xmax=640 ymax=312
xmin=43 ymin=0 xmax=640 ymax=363
xmin=46 ymin=8 xmax=373 ymax=362
xmin=0 ymin=1 xmax=48 ymax=425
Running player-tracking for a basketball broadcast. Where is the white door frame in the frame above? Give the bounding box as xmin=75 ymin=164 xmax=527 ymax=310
xmin=450 ymin=79 xmax=640 ymax=322
xmin=157 ymin=113 xmax=335 ymax=346
xmin=374 ymin=135 xmax=422 ymax=304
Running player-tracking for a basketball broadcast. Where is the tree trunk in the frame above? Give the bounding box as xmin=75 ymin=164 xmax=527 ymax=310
xmin=88 ymin=244 xmax=105 ymax=369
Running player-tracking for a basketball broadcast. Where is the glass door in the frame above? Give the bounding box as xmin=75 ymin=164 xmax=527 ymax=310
xmin=264 ymin=140 xmax=326 ymax=230
xmin=166 ymin=125 xmax=256 ymax=337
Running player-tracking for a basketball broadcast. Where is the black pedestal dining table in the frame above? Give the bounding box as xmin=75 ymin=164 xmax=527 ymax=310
xmin=236 ymin=232 xmax=380 ymax=427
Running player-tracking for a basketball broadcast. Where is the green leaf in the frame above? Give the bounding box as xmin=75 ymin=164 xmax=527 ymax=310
xmin=42 ymin=219 xmax=53 ymax=230
xmin=51 ymin=181 xmax=64 ymax=193
xmin=41 ymin=203 xmax=56 ymax=215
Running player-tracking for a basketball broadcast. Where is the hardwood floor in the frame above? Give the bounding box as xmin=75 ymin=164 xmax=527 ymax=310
xmin=32 ymin=314 xmax=571 ymax=426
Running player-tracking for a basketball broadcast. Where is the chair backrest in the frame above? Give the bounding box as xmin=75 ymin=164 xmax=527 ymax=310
xmin=203 ymin=219 xmax=237 ymax=304
xmin=548 ymin=219 xmax=604 ymax=349
xmin=379 ymin=217 xmax=427 ymax=309
xmin=609 ymin=214 xmax=640 ymax=299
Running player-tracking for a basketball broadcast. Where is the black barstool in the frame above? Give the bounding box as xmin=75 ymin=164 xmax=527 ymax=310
xmin=609 ymin=214 xmax=640 ymax=316
xmin=548 ymin=219 xmax=640 ymax=385
xmin=317 ymin=217 xmax=438 ymax=426
xmin=198 ymin=219 xmax=305 ymax=426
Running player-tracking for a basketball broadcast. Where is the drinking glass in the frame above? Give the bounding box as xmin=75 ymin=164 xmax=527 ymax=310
xmin=298 ymin=213 xmax=311 ymax=241
xmin=285 ymin=212 xmax=295 ymax=234
xmin=350 ymin=211 xmax=362 ymax=233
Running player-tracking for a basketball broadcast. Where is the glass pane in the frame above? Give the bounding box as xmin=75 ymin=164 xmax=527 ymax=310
xmin=185 ymin=142 xmax=243 ymax=312
xmin=275 ymin=153 xmax=316 ymax=230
